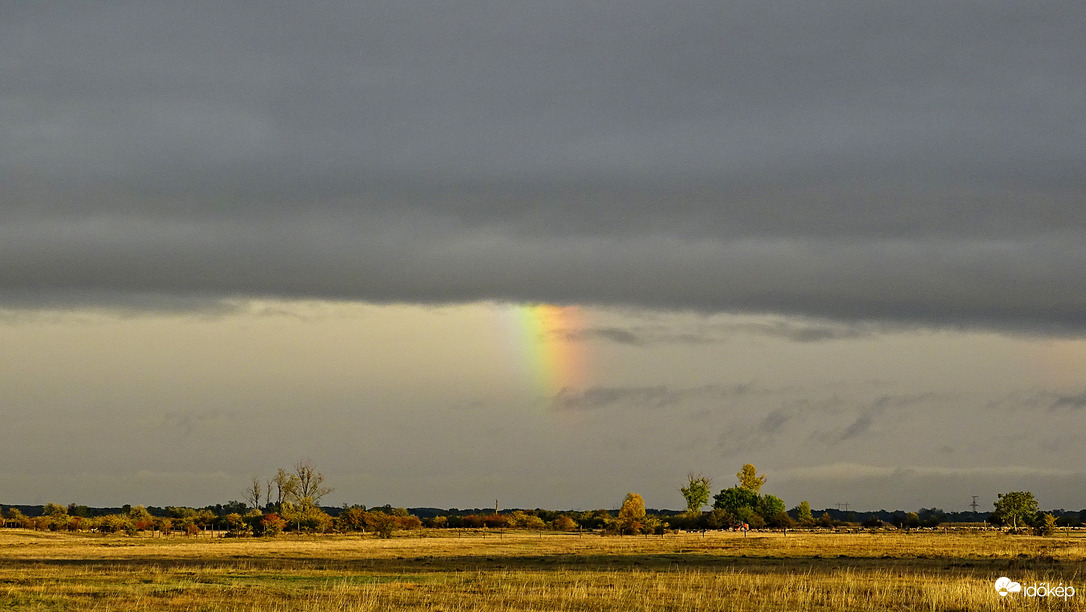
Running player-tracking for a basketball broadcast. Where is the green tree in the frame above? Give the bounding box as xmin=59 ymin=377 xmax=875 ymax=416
xmin=993 ymin=491 xmax=1039 ymax=532
xmin=794 ymin=501 xmax=815 ymax=527
xmin=42 ymin=503 xmax=67 ymax=517
xmin=67 ymin=504 xmax=90 ymax=518
xmin=616 ymin=492 xmax=646 ymax=535
xmin=737 ymin=464 xmax=767 ymax=493
xmin=737 ymin=506 xmax=765 ymax=529
xmin=680 ymin=473 xmax=712 ymax=515
xmin=706 ymin=507 xmax=734 ymax=529
xmin=713 ymin=486 xmax=759 ymax=515
xmin=757 ymin=494 xmax=786 ymax=518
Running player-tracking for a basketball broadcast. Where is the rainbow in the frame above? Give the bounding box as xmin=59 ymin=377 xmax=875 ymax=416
xmin=505 ymin=303 xmax=586 ymax=395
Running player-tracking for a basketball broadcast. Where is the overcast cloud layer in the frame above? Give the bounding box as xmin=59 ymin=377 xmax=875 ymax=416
xmin=4 ymin=1 xmax=1086 ymax=329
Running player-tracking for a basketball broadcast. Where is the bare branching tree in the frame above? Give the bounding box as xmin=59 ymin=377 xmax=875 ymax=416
xmin=273 ymin=468 xmax=300 ymax=509
xmin=293 ymin=458 xmax=334 ymax=507
xmin=244 ymin=476 xmax=262 ymax=510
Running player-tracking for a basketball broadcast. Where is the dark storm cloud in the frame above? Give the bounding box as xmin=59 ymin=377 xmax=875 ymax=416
xmin=4 ymin=1 xmax=1085 ymax=331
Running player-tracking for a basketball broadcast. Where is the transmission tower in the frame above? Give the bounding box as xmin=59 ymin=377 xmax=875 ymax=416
xmin=970 ymin=496 xmax=979 ymax=513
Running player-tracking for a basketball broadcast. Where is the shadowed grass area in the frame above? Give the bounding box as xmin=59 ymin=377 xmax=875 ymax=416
xmin=1 ymin=529 xmax=1085 ymax=610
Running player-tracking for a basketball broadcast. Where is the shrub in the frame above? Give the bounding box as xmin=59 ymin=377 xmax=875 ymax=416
xmin=364 ymin=511 xmax=397 ymax=539
xmin=224 ymin=513 xmax=252 ymax=537
xmin=396 ymin=515 xmax=422 ymax=531
xmin=768 ymin=511 xmax=795 ymax=529
xmin=706 ymin=508 xmax=734 ymax=529
xmin=553 ymin=515 xmax=578 ymax=531
xmin=261 ymin=513 xmax=285 ymax=537
xmin=1038 ymin=513 xmax=1058 ymax=537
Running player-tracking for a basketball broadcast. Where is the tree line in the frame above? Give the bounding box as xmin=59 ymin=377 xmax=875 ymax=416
xmin=1 ymin=461 xmax=1078 ymax=537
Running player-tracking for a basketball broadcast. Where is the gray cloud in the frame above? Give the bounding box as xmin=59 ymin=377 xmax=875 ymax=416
xmin=554 ymin=384 xmax=757 ymax=411
xmin=568 ymin=318 xmax=878 ymax=346
xmin=988 ymin=389 xmax=1086 ymax=413
xmin=1053 ymin=392 xmax=1086 ymax=411
xmin=565 ymin=327 xmax=648 ymax=347
xmin=757 ymin=409 xmax=791 ymax=434
xmin=826 ymin=394 xmax=940 ymax=443
xmin=162 ymin=408 xmax=237 ymax=437
xmin=3 ymin=1 xmax=1085 ymax=333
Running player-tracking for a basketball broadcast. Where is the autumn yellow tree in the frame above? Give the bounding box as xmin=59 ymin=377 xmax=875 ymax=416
xmin=737 ymin=463 xmax=767 ymax=493
xmin=616 ymin=492 xmax=646 ymax=535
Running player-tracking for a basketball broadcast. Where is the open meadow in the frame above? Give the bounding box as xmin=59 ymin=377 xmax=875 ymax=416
xmin=2 ymin=528 xmax=1086 ymax=611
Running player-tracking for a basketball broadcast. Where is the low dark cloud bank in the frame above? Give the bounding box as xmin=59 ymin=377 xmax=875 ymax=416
xmin=3 ymin=1 xmax=1084 ymax=332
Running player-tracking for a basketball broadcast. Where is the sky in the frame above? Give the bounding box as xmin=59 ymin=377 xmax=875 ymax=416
xmin=2 ymin=1 xmax=1085 ymax=513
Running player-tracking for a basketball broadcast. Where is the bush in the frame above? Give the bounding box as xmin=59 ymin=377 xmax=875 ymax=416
xmin=706 ymin=508 xmax=734 ymax=529
xmin=336 ymin=507 xmax=368 ymax=532
xmin=364 ymin=511 xmax=397 ymax=539
xmin=768 ymin=511 xmax=795 ymax=529
xmin=1038 ymin=513 xmax=1058 ymax=537
xmin=261 ymin=513 xmax=285 ymax=536
xmin=509 ymin=512 xmax=546 ymax=530
xmin=553 ymin=515 xmax=578 ymax=531
xmin=460 ymin=514 xmax=485 ymax=528
xmin=224 ymin=513 xmax=252 ymax=537
xmin=396 ymin=515 xmax=422 ymax=531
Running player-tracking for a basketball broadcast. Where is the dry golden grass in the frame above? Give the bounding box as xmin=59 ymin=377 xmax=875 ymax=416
xmin=2 ymin=529 xmax=1085 ymax=610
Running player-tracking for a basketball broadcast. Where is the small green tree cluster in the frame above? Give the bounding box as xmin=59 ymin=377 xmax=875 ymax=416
xmin=709 ymin=464 xmax=790 ymax=529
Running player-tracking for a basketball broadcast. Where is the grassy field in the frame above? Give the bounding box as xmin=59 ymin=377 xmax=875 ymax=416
xmin=2 ymin=528 xmax=1086 ymax=610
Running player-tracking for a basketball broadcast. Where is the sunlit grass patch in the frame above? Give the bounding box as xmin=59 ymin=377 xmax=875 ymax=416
xmin=2 ymin=529 xmax=1086 ymax=610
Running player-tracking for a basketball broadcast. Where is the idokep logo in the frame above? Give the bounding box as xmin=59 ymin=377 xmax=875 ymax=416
xmin=994 ymin=577 xmax=1021 ymax=597
xmin=995 ymin=577 xmax=1075 ymax=601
